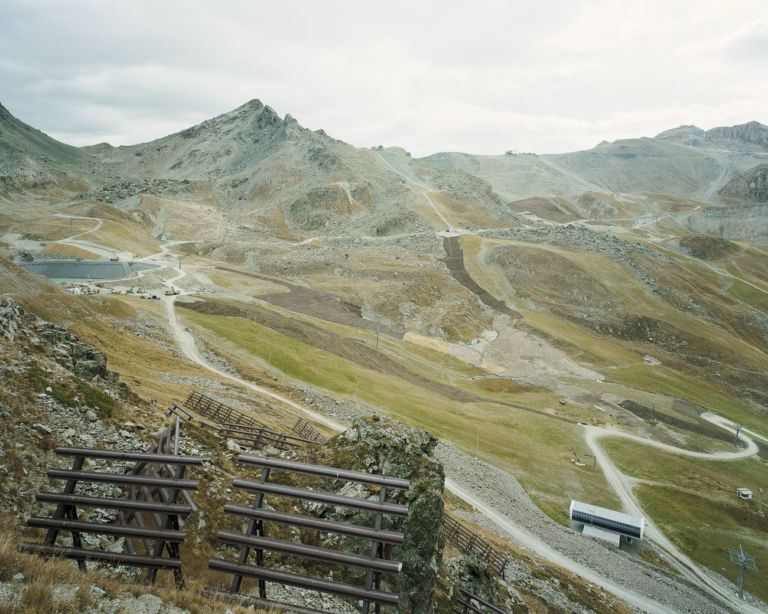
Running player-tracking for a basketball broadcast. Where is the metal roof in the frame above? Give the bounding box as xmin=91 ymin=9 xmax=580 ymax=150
xmin=569 ymin=500 xmax=644 ymax=529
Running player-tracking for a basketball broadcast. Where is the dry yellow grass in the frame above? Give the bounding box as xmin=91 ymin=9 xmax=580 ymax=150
xmin=14 ymin=216 xmax=95 ymax=241
xmin=42 ymin=242 xmax=101 ymax=260
xmin=0 ymin=530 xmax=265 ymax=613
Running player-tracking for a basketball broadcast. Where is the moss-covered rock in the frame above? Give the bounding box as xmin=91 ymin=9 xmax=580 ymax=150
xmin=315 ymin=417 xmax=445 ymax=613
xmin=442 ymin=554 xmax=527 ymax=613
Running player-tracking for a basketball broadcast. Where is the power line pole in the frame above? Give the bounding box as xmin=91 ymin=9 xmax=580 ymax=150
xmin=584 ymin=452 xmax=596 ymax=470
xmin=728 ymin=544 xmax=757 ymax=600
xmin=734 ymin=423 xmax=742 ymax=447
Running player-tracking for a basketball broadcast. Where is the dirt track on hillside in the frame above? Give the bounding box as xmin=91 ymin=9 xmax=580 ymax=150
xmin=621 ymin=399 xmax=768 ymax=459
xmin=441 ymin=236 xmax=520 ymax=318
xmin=181 ymin=298 xmax=480 ymax=402
xmin=181 ymin=297 xmax=578 ymax=424
xmin=216 ymin=266 xmax=403 ymax=337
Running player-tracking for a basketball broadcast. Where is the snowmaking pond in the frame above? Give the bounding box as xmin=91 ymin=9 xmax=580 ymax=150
xmin=19 ymin=260 xmax=158 ymax=281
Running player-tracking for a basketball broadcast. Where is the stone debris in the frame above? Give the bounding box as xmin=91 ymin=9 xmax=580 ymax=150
xmin=0 ymin=298 xmax=109 ymax=379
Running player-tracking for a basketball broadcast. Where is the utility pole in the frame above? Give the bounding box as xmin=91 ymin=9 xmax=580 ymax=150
xmin=584 ymin=452 xmax=596 ymax=470
xmin=734 ymin=423 xmax=742 ymax=447
xmin=728 ymin=545 xmax=757 ymax=600
xmin=756 ymin=488 xmax=766 ymax=519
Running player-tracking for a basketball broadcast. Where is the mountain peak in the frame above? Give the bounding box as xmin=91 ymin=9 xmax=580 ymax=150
xmin=706 ymin=120 xmax=768 ymax=149
xmin=237 ymin=98 xmax=264 ymax=112
xmin=214 ymin=100 xmax=284 ymax=130
xmin=654 ymin=125 xmax=707 ymax=147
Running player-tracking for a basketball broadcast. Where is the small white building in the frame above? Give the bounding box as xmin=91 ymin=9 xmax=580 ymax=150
xmin=569 ymin=500 xmax=645 ymax=544
xmin=737 ymin=488 xmax=753 ymax=501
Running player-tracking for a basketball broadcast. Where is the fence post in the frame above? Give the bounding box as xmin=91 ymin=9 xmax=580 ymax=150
xmin=230 ymin=467 xmax=271 ymax=595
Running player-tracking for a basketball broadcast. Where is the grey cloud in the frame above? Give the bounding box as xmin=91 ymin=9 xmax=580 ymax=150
xmin=0 ymin=0 xmax=766 ymax=155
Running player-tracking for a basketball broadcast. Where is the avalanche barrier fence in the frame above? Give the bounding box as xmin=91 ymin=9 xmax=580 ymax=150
xmin=207 ymin=454 xmax=411 ymax=613
xmin=20 ymin=446 xmax=203 ymax=587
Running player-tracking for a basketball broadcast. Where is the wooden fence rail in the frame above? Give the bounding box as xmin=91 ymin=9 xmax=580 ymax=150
xmin=183 ymin=391 xmax=325 ymax=452
xmin=453 ymin=587 xmax=508 ymax=613
xmin=292 ymin=417 xmax=327 ymax=444
xmin=183 ymin=391 xmax=266 ymax=429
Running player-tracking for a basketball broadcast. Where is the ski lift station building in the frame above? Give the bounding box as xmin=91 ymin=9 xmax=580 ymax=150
xmin=569 ymin=500 xmax=645 ymax=546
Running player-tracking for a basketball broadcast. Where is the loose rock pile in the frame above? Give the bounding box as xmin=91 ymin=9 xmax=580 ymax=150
xmin=480 ymin=224 xmax=668 ymax=290
xmin=0 ymin=298 xmax=109 ymax=379
xmin=74 ymin=178 xmax=196 ymax=203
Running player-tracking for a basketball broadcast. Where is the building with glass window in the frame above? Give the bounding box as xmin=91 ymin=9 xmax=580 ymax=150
xmin=569 ymin=500 xmax=645 ymax=544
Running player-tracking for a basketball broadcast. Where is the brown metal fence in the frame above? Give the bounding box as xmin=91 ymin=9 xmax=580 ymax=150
xmin=183 ymin=391 xmax=325 ymax=452
xmin=183 ymin=391 xmax=268 ymax=429
xmin=208 ymin=454 xmax=410 ymax=613
xmin=292 ymin=417 xmax=327 ymax=444
xmin=444 ymin=515 xmax=509 ymax=577
xmin=20 ymin=447 xmax=203 ymax=587
xmin=217 ymin=423 xmax=316 ymax=451
xmin=453 ymin=587 xmax=508 ymax=613
xmin=167 ymin=402 xmax=194 ymax=424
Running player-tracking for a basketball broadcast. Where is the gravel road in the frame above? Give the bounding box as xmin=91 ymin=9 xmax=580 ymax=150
xmin=434 ymin=442 xmax=742 ymax=614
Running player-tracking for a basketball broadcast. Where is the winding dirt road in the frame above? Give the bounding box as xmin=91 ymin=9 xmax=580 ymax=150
xmin=161 ymin=268 xmax=344 ymax=432
xmin=50 ymin=213 xmax=124 ymax=259
xmin=375 ymin=150 xmax=457 ymax=231
xmin=444 ymin=476 xmax=675 ymax=614
xmin=45 ymin=216 xmax=763 ymax=612
xmin=586 ymin=423 xmax=763 ymax=614
xmin=138 ymin=240 xmax=768 ymax=611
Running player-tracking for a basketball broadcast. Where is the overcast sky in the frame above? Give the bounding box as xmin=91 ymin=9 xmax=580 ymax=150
xmin=1 ymin=0 xmax=766 ymax=156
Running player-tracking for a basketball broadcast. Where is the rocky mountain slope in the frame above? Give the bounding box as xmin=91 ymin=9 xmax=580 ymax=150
xmin=0 ymin=103 xmax=100 ymax=196
xmin=2 ymin=100 xmax=767 ymax=238
xmin=0 ymin=269 xmax=581 ymax=613
xmin=419 ymin=121 xmax=768 ymax=206
xmin=2 ymin=101 xmax=768 ymax=611
xmin=82 ymin=100 xmax=416 ymax=236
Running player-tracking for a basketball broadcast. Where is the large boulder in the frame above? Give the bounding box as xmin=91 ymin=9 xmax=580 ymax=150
xmin=72 ymin=344 xmax=108 ymax=378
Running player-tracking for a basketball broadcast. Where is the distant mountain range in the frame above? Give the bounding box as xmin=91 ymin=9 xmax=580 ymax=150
xmin=1 ymin=99 xmax=767 ymax=236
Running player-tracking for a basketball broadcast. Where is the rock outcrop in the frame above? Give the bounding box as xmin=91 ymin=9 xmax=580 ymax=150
xmin=719 ymin=163 xmax=768 ymax=203
xmin=319 ymin=417 xmax=445 ymax=613
xmin=706 ymin=121 xmax=768 ymax=151
xmin=0 ymin=298 xmax=109 ymax=379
